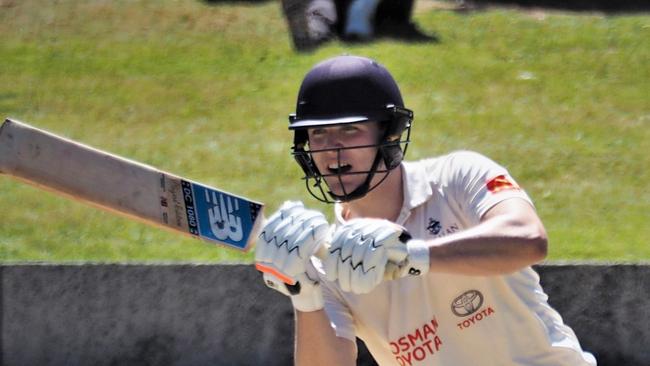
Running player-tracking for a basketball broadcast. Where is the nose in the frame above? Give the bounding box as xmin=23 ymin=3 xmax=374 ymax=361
xmin=325 ymin=133 xmax=344 ymax=150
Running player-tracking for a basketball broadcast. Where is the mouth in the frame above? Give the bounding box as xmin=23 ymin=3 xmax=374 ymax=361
xmin=327 ymin=162 xmax=352 ymax=174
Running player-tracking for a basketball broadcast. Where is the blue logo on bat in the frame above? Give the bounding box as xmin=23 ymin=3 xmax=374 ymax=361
xmin=182 ymin=180 xmax=261 ymax=250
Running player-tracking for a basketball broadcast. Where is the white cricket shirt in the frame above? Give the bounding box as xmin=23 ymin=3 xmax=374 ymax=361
xmin=321 ymin=151 xmax=597 ymax=366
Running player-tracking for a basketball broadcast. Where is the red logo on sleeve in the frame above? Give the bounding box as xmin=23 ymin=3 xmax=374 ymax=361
xmin=486 ymin=175 xmax=520 ymax=193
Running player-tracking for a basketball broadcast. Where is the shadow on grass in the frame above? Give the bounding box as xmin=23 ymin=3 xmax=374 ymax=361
xmin=201 ymin=0 xmax=650 ymax=13
xmin=468 ymin=0 xmax=650 ymax=13
xmin=201 ymin=0 xmax=272 ymax=3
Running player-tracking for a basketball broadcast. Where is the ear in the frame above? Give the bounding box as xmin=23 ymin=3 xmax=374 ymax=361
xmin=292 ymin=129 xmax=321 ymax=178
xmin=380 ymin=144 xmax=403 ymax=170
xmin=293 ymin=149 xmax=321 ymax=178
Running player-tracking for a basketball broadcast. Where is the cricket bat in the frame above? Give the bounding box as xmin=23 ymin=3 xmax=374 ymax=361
xmin=0 ymin=118 xmax=264 ymax=252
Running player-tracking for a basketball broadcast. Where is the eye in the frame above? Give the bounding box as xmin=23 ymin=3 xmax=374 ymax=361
xmin=309 ymin=128 xmax=326 ymax=137
xmin=342 ymin=125 xmax=360 ymax=134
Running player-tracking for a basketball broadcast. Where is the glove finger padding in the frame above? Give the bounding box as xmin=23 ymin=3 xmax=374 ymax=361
xmin=353 ymin=240 xmax=388 ymax=293
xmin=282 ymin=214 xmax=330 ymax=276
xmin=256 ymin=202 xmax=328 ymax=273
xmin=336 ymin=238 xmax=354 ymax=292
xmin=255 ymin=201 xmax=304 ymax=264
xmin=323 ymin=227 xmax=349 ymax=283
xmin=340 ymin=233 xmax=375 ymax=293
xmin=255 ymin=201 xmax=330 ymax=312
xmin=370 ymin=223 xmax=404 ymax=252
xmin=325 ymin=218 xmax=408 ymax=294
xmin=272 ymin=212 xmax=318 ymax=274
xmin=322 ymin=238 xmax=338 ymax=283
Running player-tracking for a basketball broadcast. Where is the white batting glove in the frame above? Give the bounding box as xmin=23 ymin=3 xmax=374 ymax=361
xmin=255 ymin=201 xmax=330 ymax=312
xmin=323 ymin=218 xmax=430 ymax=294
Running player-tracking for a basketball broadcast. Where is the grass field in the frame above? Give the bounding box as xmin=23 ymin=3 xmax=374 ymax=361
xmin=0 ymin=0 xmax=648 ymax=263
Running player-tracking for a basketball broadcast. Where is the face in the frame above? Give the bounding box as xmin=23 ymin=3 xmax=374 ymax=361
xmin=307 ymin=122 xmax=384 ymax=197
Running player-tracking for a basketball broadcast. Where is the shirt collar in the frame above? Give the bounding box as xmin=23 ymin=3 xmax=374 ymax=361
xmin=401 ymin=160 xmax=433 ymax=211
xmin=334 ymin=160 xmax=433 ymax=223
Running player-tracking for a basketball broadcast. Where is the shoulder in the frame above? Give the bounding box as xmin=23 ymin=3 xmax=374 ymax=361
xmin=435 ymin=150 xmax=499 ymax=167
xmin=408 ymin=150 xmax=503 ymax=180
xmin=411 ymin=150 xmax=498 ymax=166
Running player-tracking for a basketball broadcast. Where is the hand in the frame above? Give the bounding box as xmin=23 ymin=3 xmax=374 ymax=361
xmin=255 ymin=201 xmax=330 ymax=312
xmin=323 ymin=218 xmax=430 ymax=294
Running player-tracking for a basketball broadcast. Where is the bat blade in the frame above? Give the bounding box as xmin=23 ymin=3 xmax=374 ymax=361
xmin=0 ymin=118 xmax=264 ymax=252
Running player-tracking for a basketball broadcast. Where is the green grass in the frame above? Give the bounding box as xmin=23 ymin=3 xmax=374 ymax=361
xmin=0 ymin=1 xmax=648 ymax=263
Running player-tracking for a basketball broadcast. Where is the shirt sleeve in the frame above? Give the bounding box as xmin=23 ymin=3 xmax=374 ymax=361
xmin=444 ymin=151 xmax=533 ymax=224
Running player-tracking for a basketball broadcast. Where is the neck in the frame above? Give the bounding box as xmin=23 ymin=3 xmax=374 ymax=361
xmin=341 ymin=165 xmax=404 ymax=222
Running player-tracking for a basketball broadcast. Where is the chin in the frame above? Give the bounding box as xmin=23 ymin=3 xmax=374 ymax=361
xmin=326 ymin=180 xmax=363 ymax=197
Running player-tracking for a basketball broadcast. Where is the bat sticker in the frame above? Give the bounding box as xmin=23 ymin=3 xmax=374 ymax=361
xmin=189 ymin=181 xmax=263 ymax=250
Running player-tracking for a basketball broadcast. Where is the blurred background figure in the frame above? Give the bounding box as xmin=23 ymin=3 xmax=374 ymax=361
xmin=282 ymin=0 xmax=338 ymax=51
xmin=343 ymin=0 xmax=382 ymax=40
xmin=282 ymin=0 xmax=435 ymax=52
xmin=340 ymin=0 xmax=434 ymax=42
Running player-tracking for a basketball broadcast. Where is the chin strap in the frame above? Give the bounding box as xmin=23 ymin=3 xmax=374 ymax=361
xmin=327 ymin=149 xmax=385 ymax=202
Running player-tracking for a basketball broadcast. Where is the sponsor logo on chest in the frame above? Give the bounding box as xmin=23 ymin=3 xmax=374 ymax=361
xmin=450 ymin=289 xmax=496 ymax=330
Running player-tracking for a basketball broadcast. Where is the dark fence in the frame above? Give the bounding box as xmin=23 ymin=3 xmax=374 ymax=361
xmin=1 ymin=263 xmax=648 ymax=365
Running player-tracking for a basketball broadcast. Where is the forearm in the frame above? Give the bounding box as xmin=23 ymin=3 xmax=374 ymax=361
xmin=426 ymin=201 xmax=548 ymax=276
xmin=295 ymin=310 xmax=356 ymax=366
xmin=254 ymin=202 xmax=355 ymax=364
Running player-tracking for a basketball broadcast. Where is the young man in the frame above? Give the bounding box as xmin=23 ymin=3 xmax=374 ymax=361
xmin=255 ymin=55 xmax=597 ymax=365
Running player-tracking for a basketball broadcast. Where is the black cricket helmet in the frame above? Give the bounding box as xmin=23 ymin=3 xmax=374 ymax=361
xmin=289 ymin=55 xmax=413 ymax=203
